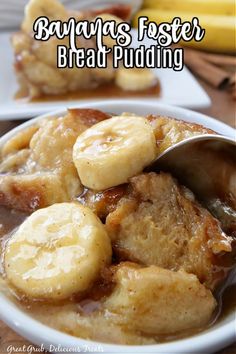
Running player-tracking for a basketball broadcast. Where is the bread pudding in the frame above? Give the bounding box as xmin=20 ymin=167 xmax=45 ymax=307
xmin=106 ymin=172 xmax=231 ymax=290
xmin=0 ymin=109 xmax=235 ymax=345
xmin=12 ymin=0 xmax=160 ymax=100
xmin=11 ymin=0 xmax=130 ymax=98
xmin=0 ymin=109 xmax=110 ymax=211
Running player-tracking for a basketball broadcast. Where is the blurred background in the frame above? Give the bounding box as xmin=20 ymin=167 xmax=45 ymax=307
xmin=134 ymin=0 xmax=236 ymax=101
xmin=0 ymin=0 xmax=235 ymax=123
xmin=1 ymin=0 xmax=235 ymax=99
xmin=0 ymin=0 xmax=141 ymax=29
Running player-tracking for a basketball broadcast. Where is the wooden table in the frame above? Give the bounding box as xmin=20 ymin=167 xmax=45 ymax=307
xmin=0 ymin=80 xmax=235 ymax=353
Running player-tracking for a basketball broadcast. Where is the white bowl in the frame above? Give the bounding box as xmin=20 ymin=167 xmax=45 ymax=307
xmin=0 ymin=100 xmax=235 ymax=354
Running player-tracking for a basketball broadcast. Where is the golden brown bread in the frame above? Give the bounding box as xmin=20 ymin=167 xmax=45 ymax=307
xmin=147 ymin=114 xmax=215 ymax=154
xmin=1 ymin=125 xmax=39 ymax=157
xmin=106 ymin=172 xmax=232 ymax=289
xmin=104 ymin=262 xmax=216 ymax=335
xmin=0 ymin=173 xmax=67 ymax=212
xmin=0 ymin=109 xmax=110 ymax=212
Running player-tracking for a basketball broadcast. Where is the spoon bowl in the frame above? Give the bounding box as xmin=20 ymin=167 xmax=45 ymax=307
xmin=149 ymin=134 xmax=236 ymax=234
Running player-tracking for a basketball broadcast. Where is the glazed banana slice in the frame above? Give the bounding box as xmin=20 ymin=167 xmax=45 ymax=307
xmin=5 ymin=203 xmax=111 ymax=300
xmin=115 ymin=68 xmax=157 ymax=91
xmin=73 ymin=116 xmax=157 ymax=190
xmin=22 ymin=0 xmax=67 ymax=33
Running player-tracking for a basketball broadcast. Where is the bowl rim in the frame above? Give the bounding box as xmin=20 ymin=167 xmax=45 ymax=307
xmin=0 ymin=100 xmax=235 ymax=354
xmin=0 ymin=99 xmax=235 ymax=144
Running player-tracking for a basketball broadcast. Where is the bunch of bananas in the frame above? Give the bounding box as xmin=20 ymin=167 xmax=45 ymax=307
xmin=133 ymin=0 xmax=236 ymax=53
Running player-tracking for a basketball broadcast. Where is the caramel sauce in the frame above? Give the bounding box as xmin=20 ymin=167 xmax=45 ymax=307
xmin=15 ymin=82 xmax=161 ymax=102
xmin=68 ymin=108 xmax=111 ymax=126
xmin=0 ymin=207 xmax=27 ymax=237
xmin=0 ymin=206 xmax=27 ymax=275
xmin=77 ymin=184 xmax=128 ymax=220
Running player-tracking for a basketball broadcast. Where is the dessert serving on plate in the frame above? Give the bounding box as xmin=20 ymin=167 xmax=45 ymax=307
xmin=12 ymin=0 xmax=159 ymax=101
xmin=0 ymin=108 xmax=235 ymax=345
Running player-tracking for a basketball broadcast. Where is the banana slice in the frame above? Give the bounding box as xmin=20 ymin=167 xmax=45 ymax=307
xmin=5 ymin=203 xmax=112 ymax=300
xmin=73 ymin=116 xmax=157 ymax=190
xmin=22 ymin=0 xmax=67 ymax=33
xmin=115 ymin=68 xmax=157 ymax=91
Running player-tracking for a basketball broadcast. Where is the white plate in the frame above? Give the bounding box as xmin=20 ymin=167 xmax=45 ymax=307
xmin=0 ymin=101 xmax=235 ymax=354
xmin=0 ymin=30 xmax=211 ymax=121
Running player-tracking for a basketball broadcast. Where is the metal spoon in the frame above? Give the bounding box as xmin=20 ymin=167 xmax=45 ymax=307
xmin=148 ymin=134 xmax=236 ymax=234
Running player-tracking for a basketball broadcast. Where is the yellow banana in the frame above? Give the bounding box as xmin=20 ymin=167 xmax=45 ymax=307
xmin=133 ymin=10 xmax=236 ymax=53
xmin=73 ymin=115 xmax=157 ymax=190
xmin=5 ymin=203 xmax=112 ymax=300
xmin=142 ymin=0 xmax=235 ymax=16
xmin=115 ymin=68 xmax=157 ymax=91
